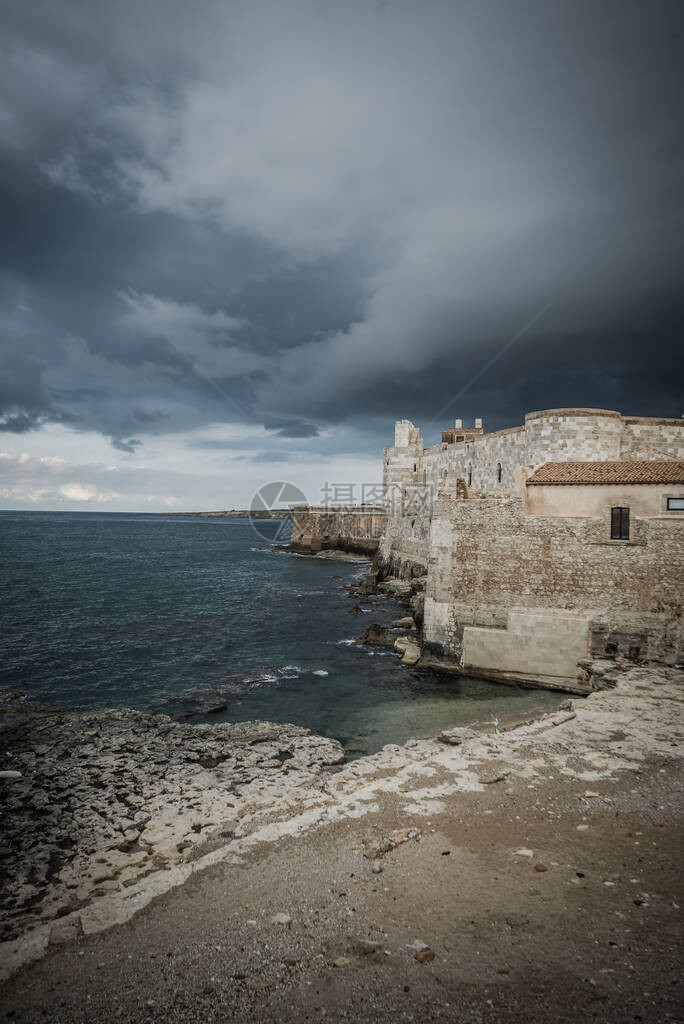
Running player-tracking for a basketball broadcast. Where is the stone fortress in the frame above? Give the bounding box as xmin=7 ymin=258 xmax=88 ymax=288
xmin=377 ymin=408 xmax=684 ymax=690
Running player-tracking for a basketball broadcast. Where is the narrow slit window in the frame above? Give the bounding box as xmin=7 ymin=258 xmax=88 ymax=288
xmin=610 ymin=506 xmax=630 ymax=540
xmin=467 ymin=465 xmax=472 ymax=487
xmin=496 ymin=462 xmax=502 ymax=483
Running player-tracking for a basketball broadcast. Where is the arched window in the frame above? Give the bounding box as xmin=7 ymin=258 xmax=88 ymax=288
xmin=496 ymin=462 xmax=502 ymax=484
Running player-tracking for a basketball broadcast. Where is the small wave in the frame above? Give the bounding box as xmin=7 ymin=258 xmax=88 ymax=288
xmin=279 ymin=663 xmax=302 ymax=679
xmin=311 ymin=669 xmax=329 ymax=677
xmin=336 ymin=639 xmax=356 ymax=646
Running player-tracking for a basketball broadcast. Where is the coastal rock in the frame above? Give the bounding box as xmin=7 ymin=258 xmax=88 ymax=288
xmin=347 ymin=571 xmax=378 ymax=597
xmin=391 ymin=617 xmax=415 ymax=629
xmin=377 ymin=578 xmax=413 ymax=601
xmin=401 ymin=641 xmax=421 ymax=665
xmin=410 ymin=593 xmax=425 ymax=627
xmin=358 ymin=625 xmax=398 ymax=647
xmin=393 ymin=637 xmax=421 ymax=664
xmin=0 ymin=707 xmax=344 ymax=945
xmin=438 ymin=727 xmax=479 ymax=746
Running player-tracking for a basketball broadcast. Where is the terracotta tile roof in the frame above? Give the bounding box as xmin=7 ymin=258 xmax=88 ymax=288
xmin=526 ymin=460 xmax=684 ymax=486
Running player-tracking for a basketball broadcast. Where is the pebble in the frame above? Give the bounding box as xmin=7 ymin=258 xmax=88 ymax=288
xmin=333 ymin=957 xmax=350 ymax=968
xmin=271 ymin=913 xmax=292 ymax=926
xmin=415 ymin=949 xmax=436 ymax=963
xmin=514 ymin=848 xmax=534 ymax=857
xmin=354 ymin=939 xmax=382 ymax=955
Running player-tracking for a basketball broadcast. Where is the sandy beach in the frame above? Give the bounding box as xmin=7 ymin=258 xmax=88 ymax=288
xmin=1 ymin=662 xmax=682 ymax=1022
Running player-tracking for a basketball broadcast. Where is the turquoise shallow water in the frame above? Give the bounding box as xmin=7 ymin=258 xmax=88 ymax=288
xmin=0 ymin=511 xmax=562 ymax=756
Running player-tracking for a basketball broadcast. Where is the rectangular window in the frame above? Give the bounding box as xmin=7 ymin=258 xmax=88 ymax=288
xmin=667 ymin=497 xmax=684 ymax=511
xmin=611 ymin=506 xmax=630 ymax=540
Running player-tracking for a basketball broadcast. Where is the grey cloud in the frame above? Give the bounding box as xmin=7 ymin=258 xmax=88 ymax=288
xmin=248 ymin=451 xmax=291 ymax=464
xmin=264 ymin=418 xmax=320 ymax=438
xmin=0 ymin=0 xmax=681 ymax=463
xmin=111 ymin=437 xmax=142 ymax=453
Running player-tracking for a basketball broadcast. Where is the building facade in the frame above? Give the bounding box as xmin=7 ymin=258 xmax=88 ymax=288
xmin=379 ymin=408 xmax=684 ymax=688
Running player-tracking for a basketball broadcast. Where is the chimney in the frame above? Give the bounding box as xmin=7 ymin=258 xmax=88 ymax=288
xmin=474 ymin=417 xmax=483 ymax=430
xmin=454 ymin=418 xmax=462 ymax=428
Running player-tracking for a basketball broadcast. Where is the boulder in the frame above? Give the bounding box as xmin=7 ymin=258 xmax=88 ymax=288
xmin=377 ymin=578 xmax=413 ymax=601
xmin=358 ymin=625 xmax=397 ymax=647
xmin=438 ymin=727 xmax=479 ymax=746
xmin=394 ymin=637 xmax=421 ymax=664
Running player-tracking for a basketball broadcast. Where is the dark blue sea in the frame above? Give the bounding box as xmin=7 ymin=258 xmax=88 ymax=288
xmin=0 ymin=511 xmax=561 ymax=756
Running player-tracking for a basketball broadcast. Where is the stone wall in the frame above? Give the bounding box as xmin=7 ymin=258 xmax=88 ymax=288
xmin=462 ymin=610 xmax=592 ymax=680
xmin=376 ymin=512 xmax=431 ymax=579
xmin=290 ymin=506 xmax=386 ymax=556
xmin=621 ymin=417 xmax=684 ymax=459
xmin=423 ymin=496 xmax=684 ymax=668
xmin=384 ymin=409 xmax=684 ymax=501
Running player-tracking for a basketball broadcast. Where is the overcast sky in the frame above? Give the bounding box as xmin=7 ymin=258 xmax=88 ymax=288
xmin=1 ymin=0 xmax=681 ymax=510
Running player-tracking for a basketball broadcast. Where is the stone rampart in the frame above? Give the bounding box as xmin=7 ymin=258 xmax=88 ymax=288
xmin=384 ymin=409 xmax=684 ymax=500
xmin=290 ymin=506 xmax=387 ymax=556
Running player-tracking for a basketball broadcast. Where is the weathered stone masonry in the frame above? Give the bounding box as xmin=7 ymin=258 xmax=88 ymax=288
xmin=384 ymin=408 xmax=684 ymax=498
xmin=290 ymin=505 xmax=386 ymax=556
xmin=424 ymin=495 xmax=684 ymax=667
xmin=379 ymin=407 xmax=684 ymax=688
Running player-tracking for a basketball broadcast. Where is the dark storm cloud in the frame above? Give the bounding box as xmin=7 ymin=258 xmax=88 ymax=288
xmin=264 ymin=418 xmax=320 ymax=438
xmin=0 ymin=0 xmax=681 ymax=455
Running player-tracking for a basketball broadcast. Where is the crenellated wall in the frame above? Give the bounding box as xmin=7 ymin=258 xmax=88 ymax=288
xmin=383 ymin=408 xmax=684 ymax=501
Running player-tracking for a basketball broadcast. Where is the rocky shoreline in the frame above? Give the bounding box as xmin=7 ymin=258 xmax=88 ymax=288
xmin=2 ymin=660 xmax=682 ymax=1021
xmin=0 ymin=708 xmax=344 ymax=970
xmin=2 ymin=552 xmax=680 ymax=992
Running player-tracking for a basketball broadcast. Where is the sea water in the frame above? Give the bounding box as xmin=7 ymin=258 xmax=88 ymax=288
xmin=0 ymin=511 xmax=562 ymax=756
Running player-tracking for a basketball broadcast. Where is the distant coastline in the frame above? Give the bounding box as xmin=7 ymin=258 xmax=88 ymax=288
xmin=166 ymin=509 xmax=290 ymax=518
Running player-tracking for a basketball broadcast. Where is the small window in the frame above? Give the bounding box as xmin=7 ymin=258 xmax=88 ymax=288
xmin=496 ymin=462 xmax=502 ymax=484
xmin=455 ymin=435 xmax=464 ymax=442
xmin=413 ymin=463 xmax=417 ymax=472
xmin=610 ymin=506 xmax=630 ymax=540
xmin=667 ymin=497 xmax=684 ymax=511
